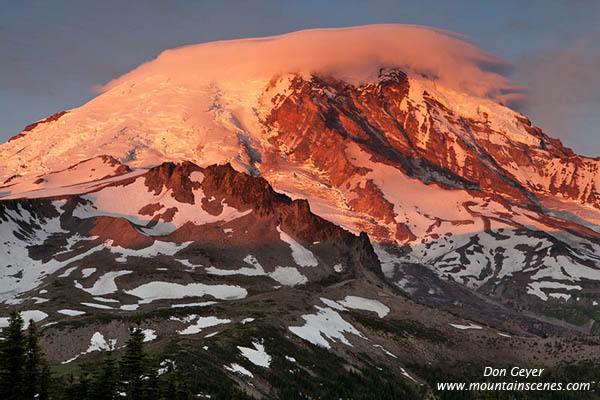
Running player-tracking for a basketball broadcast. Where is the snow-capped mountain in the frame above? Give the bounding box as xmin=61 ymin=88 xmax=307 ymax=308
xmin=3 ymin=24 xmax=600 ymax=337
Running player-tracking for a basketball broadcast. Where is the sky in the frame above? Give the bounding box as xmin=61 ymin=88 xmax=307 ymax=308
xmin=1 ymin=0 xmax=599 ymax=155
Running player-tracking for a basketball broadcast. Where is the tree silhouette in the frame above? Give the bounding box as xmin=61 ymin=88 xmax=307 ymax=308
xmin=0 ymin=310 xmax=26 ymax=400
xmin=91 ymin=350 xmax=119 ymax=400
xmin=119 ymin=327 xmax=148 ymax=400
xmin=24 ymin=319 xmax=43 ymax=399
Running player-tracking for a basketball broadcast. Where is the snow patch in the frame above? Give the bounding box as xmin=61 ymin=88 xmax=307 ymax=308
xmin=339 ymin=296 xmax=389 ymax=318
xmin=277 ymin=226 xmax=318 ymax=267
xmin=171 ymin=301 xmax=217 ymax=308
xmin=400 ymin=367 xmax=418 ymax=383
xmin=238 ymin=341 xmax=271 ymax=368
xmin=269 ymin=266 xmax=307 ymax=286
xmin=449 ymin=323 xmax=482 ymax=330
xmin=373 ymin=344 xmax=397 ymax=358
xmin=58 ymin=266 xmax=78 ymax=278
xmin=206 ymin=255 xmax=307 ymax=287
xmin=75 ymin=270 xmax=132 ymax=296
xmin=124 ymin=281 xmax=247 ymax=303
xmin=57 ymin=309 xmax=86 ymax=317
xmin=0 ymin=310 xmax=48 ymax=329
xmin=80 ymin=268 xmax=96 ymax=278
xmin=224 ymin=363 xmax=253 ymax=378
xmin=288 ymin=306 xmax=365 ymax=349
xmin=142 ymin=329 xmax=157 ymax=342
xmin=177 ymin=316 xmax=231 ymax=335
xmin=320 ymin=296 xmax=389 ymax=318
xmin=81 ymin=302 xmax=114 ymax=310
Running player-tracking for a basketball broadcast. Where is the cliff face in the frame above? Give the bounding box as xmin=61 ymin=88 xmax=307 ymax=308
xmin=264 ymin=68 xmax=600 ymax=223
xmin=0 ymin=160 xmax=383 ymax=307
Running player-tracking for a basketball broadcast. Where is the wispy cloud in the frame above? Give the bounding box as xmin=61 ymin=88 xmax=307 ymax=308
xmin=99 ymin=24 xmax=526 ymax=107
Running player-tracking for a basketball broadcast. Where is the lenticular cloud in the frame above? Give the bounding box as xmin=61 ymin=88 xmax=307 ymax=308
xmin=98 ymin=24 xmax=525 ymax=107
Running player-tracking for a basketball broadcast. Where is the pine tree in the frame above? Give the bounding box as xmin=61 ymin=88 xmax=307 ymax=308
xmin=0 ymin=310 xmax=25 ymax=400
xmin=78 ymin=370 xmax=92 ymax=399
xmin=160 ymin=374 xmax=178 ymax=400
xmin=175 ymin=377 xmax=193 ymax=400
xmin=39 ymin=360 xmax=53 ymax=400
xmin=63 ymin=374 xmax=78 ymax=400
xmin=145 ymin=356 xmax=160 ymax=399
xmin=91 ymin=350 xmax=118 ymax=400
xmin=24 ymin=319 xmax=43 ymax=399
xmin=119 ymin=327 xmax=148 ymax=400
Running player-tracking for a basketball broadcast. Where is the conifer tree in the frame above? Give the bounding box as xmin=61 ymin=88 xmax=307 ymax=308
xmin=78 ymin=371 xmax=92 ymax=399
xmin=24 ymin=319 xmax=43 ymax=399
xmin=145 ymin=356 xmax=160 ymax=398
xmin=160 ymin=374 xmax=178 ymax=400
xmin=119 ymin=327 xmax=148 ymax=400
xmin=175 ymin=377 xmax=193 ymax=400
xmin=39 ymin=360 xmax=53 ymax=400
xmin=91 ymin=350 xmax=118 ymax=400
xmin=0 ymin=310 xmax=25 ymax=400
xmin=63 ymin=374 xmax=78 ymax=400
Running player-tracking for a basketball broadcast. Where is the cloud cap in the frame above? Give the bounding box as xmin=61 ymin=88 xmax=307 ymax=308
xmin=99 ymin=24 xmax=525 ymax=107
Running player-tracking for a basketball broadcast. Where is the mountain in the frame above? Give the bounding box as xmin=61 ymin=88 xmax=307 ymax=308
xmin=2 ymin=25 xmax=600 ymax=398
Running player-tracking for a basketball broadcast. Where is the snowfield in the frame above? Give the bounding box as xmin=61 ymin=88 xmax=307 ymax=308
xmin=277 ymin=226 xmax=318 ymax=267
xmin=170 ymin=301 xmax=217 ymax=308
xmin=269 ymin=266 xmax=307 ymax=286
xmin=81 ymin=302 xmax=114 ymax=310
xmin=206 ymin=254 xmax=307 ymax=287
xmin=288 ymin=306 xmax=366 ymax=349
xmin=449 ymin=323 xmax=483 ymax=330
xmin=57 ymin=309 xmax=86 ymax=317
xmin=142 ymin=329 xmax=157 ymax=342
xmin=80 ymin=268 xmax=96 ymax=278
xmin=0 ymin=310 xmax=48 ymax=329
xmin=237 ymin=341 xmax=272 ymax=368
xmin=124 ymin=281 xmax=247 ymax=303
xmin=177 ymin=316 xmax=231 ymax=335
xmin=75 ymin=270 xmax=132 ymax=296
xmin=320 ymin=296 xmax=389 ymax=318
xmin=225 ymin=363 xmax=253 ymax=378
xmin=340 ymin=296 xmax=389 ymax=318
xmin=106 ymin=240 xmax=193 ymax=262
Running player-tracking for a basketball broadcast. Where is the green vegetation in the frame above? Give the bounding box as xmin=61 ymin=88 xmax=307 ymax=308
xmin=5 ymin=306 xmax=600 ymax=399
xmin=1 ymin=309 xmax=421 ymax=399
xmin=350 ymin=311 xmax=450 ymax=344
xmin=532 ymin=302 xmax=600 ymax=331
xmin=162 ymin=321 xmax=422 ymax=400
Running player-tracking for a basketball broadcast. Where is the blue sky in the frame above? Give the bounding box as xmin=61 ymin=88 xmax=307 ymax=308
xmin=1 ymin=0 xmax=599 ymax=155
